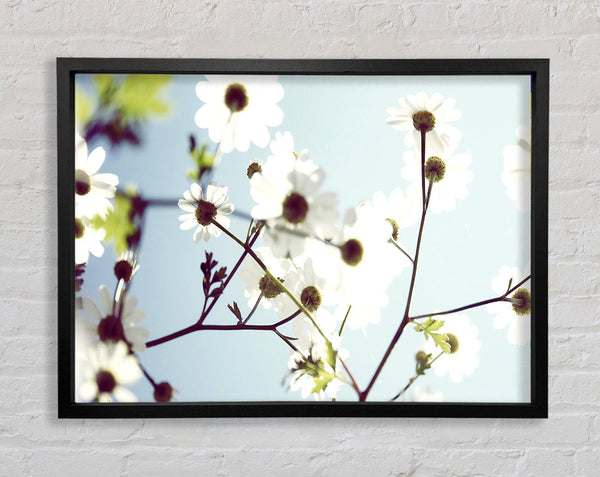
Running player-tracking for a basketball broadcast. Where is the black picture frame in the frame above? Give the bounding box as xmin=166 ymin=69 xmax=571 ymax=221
xmin=57 ymin=58 xmax=549 ymax=418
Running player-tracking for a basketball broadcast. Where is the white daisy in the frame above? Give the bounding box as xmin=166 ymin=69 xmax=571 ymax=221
xmin=422 ymin=314 xmax=481 ymax=383
xmin=283 ymin=257 xmax=339 ymax=312
xmin=487 ymin=264 xmax=531 ymax=345
xmin=502 ymin=125 xmax=531 ymax=213
xmin=371 ymin=188 xmax=420 ymax=233
xmin=250 ymin=147 xmax=339 ymax=258
xmin=238 ymin=247 xmax=296 ymax=318
xmin=369 ymin=188 xmax=419 ymax=271
xmin=78 ymin=341 xmax=142 ymax=403
xmin=288 ymin=310 xmax=347 ymax=400
xmin=270 ymin=130 xmax=308 ymax=161
xmin=78 ymin=284 xmax=150 ymax=353
xmin=75 ymin=133 xmax=119 ymax=219
xmin=194 ymin=75 xmax=284 ymax=153
xmin=328 ymin=203 xmax=402 ymax=330
xmin=75 ymin=216 xmax=105 ymax=265
xmin=402 ymin=147 xmax=473 ymax=214
xmin=386 ymin=91 xmax=461 ymax=156
xmin=113 ymin=250 xmax=140 ymax=283
xmin=178 ymin=182 xmax=234 ymax=242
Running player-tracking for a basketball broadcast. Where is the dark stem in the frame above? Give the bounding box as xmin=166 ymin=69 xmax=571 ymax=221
xmin=338 ymin=305 xmax=351 ymax=337
xmin=389 ymin=352 xmax=443 ymax=401
xmin=243 ymin=292 xmax=264 ymax=324
xmin=359 ymin=179 xmax=433 ymax=402
xmin=138 ymin=360 xmax=157 ymax=388
xmin=197 ymin=226 xmax=261 ymax=325
xmin=420 ymin=129 xmax=426 ymax=209
xmin=410 ymin=275 xmax=532 ymax=321
xmin=390 ymin=239 xmax=414 ymax=263
xmin=146 ymin=309 xmax=303 ymax=349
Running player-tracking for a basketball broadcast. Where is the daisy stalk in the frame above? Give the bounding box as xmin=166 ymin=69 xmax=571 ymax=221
xmin=409 ymin=275 xmax=531 ymax=321
xmin=209 ymin=218 xmax=362 ymax=397
xmin=360 ymin=134 xmax=435 ymax=402
xmin=389 ymin=351 xmax=444 ymax=402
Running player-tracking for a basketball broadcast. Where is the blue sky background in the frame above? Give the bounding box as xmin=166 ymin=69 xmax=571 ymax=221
xmin=77 ymin=73 xmax=531 ymax=403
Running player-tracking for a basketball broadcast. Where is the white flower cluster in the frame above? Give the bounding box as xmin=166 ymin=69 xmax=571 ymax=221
xmin=75 ymin=284 xmax=148 ymax=403
xmin=387 ymin=91 xmax=474 ymax=214
xmin=74 ymin=133 xmax=119 ymax=264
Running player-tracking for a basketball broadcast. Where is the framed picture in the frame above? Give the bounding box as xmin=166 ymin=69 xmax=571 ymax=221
xmin=58 ymin=58 xmax=548 ymax=418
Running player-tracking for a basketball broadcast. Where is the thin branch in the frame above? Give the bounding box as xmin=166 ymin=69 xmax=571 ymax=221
xmin=409 ymin=275 xmax=531 ymax=321
xmin=338 ymin=305 xmax=351 ymax=337
xmin=389 ymin=239 xmax=414 ymax=263
xmin=360 ymin=155 xmax=434 ymax=402
xmin=243 ymin=292 xmax=263 ymax=324
xmin=146 ymin=309 xmax=303 ymax=349
xmin=197 ymin=225 xmax=261 ymax=325
xmin=389 ymin=352 xmax=443 ymax=402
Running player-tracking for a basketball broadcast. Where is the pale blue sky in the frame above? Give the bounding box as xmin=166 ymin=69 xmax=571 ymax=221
xmin=77 ymin=73 xmax=531 ymax=403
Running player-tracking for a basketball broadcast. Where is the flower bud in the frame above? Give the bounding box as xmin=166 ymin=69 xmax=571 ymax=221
xmin=153 ymin=381 xmax=174 ymax=402
xmin=511 ymin=288 xmax=531 ymax=316
xmin=425 ymin=156 xmax=446 ymax=183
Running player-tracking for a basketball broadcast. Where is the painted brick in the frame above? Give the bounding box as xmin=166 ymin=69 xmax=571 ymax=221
xmin=0 ymin=0 xmax=599 ymax=475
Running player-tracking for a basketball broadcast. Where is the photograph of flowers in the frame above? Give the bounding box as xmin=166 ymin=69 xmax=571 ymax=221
xmin=58 ymin=59 xmax=548 ymax=417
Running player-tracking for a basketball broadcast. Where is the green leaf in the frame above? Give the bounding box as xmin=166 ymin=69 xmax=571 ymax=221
xmin=311 ymin=373 xmax=333 ymax=395
xmin=112 ymin=75 xmax=171 ymax=120
xmin=413 ymin=318 xmax=444 ymax=340
xmin=89 ymin=194 xmax=135 ymax=255
xmin=432 ymin=333 xmax=451 ymax=353
xmin=323 ymin=340 xmax=337 ymax=369
xmin=414 ymin=318 xmax=450 ymax=352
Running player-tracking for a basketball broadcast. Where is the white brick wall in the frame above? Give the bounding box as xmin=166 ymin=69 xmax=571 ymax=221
xmin=0 ymin=0 xmax=598 ymax=475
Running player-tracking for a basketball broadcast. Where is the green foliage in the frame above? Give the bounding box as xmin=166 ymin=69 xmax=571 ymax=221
xmin=89 ymin=194 xmax=135 ymax=255
xmin=75 ymin=88 xmax=93 ymax=125
xmin=92 ymin=74 xmax=171 ymax=120
xmin=413 ymin=318 xmax=451 ymax=353
xmin=188 ymin=142 xmax=215 ymax=181
xmin=323 ymin=340 xmax=337 ymax=369
xmin=311 ymin=372 xmax=334 ymax=395
xmin=415 ymin=351 xmax=433 ymax=375
xmin=112 ymin=75 xmax=171 ymax=120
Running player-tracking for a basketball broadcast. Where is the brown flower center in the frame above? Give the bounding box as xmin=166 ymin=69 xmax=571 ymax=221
xmin=425 ymin=156 xmax=446 ymax=183
xmin=96 ymin=370 xmax=117 ymax=394
xmin=282 ymin=192 xmax=309 ymax=224
xmin=386 ymin=218 xmax=400 ymax=241
xmin=114 ymin=260 xmax=133 ymax=282
xmin=74 ymin=218 xmax=85 ymax=239
xmin=341 ymin=238 xmax=364 ymax=266
xmin=153 ymin=381 xmax=174 ymax=402
xmin=301 ymin=285 xmax=322 ymax=312
xmin=75 ymin=169 xmax=91 ymax=196
xmin=247 ymin=162 xmax=262 ymax=179
xmin=224 ymin=83 xmax=249 ymax=113
xmin=259 ymin=274 xmax=283 ymax=299
xmin=195 ymin=199 xmax=217 ymax=226
xmin=511 ymin=288 xmax=531 ymax=316
xmin=412 ymin=110 xmax=436 ymax=133
xmin=446 ymin=333 xmax=460 ymax=354
xmin=97 ymin=315 xmax=125 ymax=343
